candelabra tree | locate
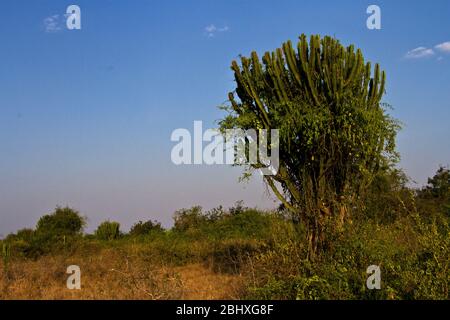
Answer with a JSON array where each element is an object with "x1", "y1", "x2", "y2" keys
[{"x1": 219, "y1": 34, "x2": 400, "y2": 257}]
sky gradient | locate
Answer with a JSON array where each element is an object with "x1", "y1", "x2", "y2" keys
[{"x1": 1, "y1": 0, "x2": 449, "y2": 236}]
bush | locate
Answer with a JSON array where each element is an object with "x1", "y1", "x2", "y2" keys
[
  {"x1": 245, "y1": 213, "x2": 449, "y2": 300},
  {"x1": 3, "y1": 207, "x2": 85, "y2": 258},
  {"x1": 172, "y1": 204, "x2": 283, "y2": 241},
  {"x1": 129, "y1": 220, "x2": 164, "y2": 237},
  {"x1": 95, "y1": 221, "x2": 122, "y2": 241},
  {"x1": 2, "y1": 169, "x2": 448, "y2": 300},
  {"x1": 36, "y1": 207, "x2": 85, "y2": 237},
  {"x1": 3, "y1": 229, "x2": 41, "y2": 258},
  {"x1": 416, "y1": 167, "x2": 450, "y2": 226},
  {"x1": 210, "y1": 209, "x2": 277, "y2": 240},
  {"x1": 5, "y1": 228, "x2": 35, "y2": 243},
  {"x1": 173, "y1": 206, "x2": 206, "y2": 233}
]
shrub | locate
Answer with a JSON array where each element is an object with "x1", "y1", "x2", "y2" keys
[
  {"x1": 129, "y1": 220, "x2": 164, "y2": 237},
  {"x1": 245, "y1": 213, "x2": 449, "y2": 300},
  {"x1": 95, "y1": 221, "x2": 122, "y2": 241},
  {"x1": 36, "y1": 207, "x2": 86, "y2": 237},
  {"x1": 173, "y1": 206, "x2": 206, "y2": 233},
  {"x1": 3, "y1": 228, "x2": 42, "y2": 259},
  {"x1": 416, "y1": 167, "x2": 450, "y2": 225},
  {"x1": 420, "y1": 166, "x2": 450, "y2": 199},
  {"x1": 5, "y1": 228, "x2": 35, "y2": 243},
  {"x1": 4, "y1": 207, "x2": 85, "y2": 258},
  {"x1": 208, "y1": 209, "x2": 279, "y2": 240}
]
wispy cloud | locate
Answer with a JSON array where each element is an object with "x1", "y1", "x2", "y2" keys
[
  {"x1": 404, "y1": 46, "x2": 435, "y2": 59},
  {"x1": 405, "y1": 41, "x2": 450, "y2": 61},
  {"x1": 43, "y1": 14, "x2": 63, "y2": 33},
  {"x1": 204, "y1": 24, "x2": 229, "y2": 38},
  {"x1": 435, "y1": 41, "x2": 450, "y2": 53}
]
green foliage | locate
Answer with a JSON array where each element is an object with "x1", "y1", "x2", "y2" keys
[
  {"x1": 3, "y1": 207, "x2": 85, "y2": 259},
  {"x1": 362, "y1": 168, "x2": 412, "y2": 223},
  {"x1": 173, "y1": 206, "x2": 207, "y2": 234},
  {"x1": 36, "y1": 206, "x2": 86, "y2": 237},
  {"x1": 207, "y1": 209, "x2": 277, "y2": 240},
  {"x1": 417, "y1": 167, "x2": 450, "y2": 221},
  {"x1": 246, "y1": 213, "x2": 449, "y2": 300},
  {"x1": 3, "y1": 228, "x2": 43, "y2": 259},
  {"x1": 422, "y1": 166, "x2": 450, "y2": 199},
  {"x1": 2, "y1": 171, "x2": 448, "y2": 300},
  {"x1": 244, "y1": 172, "x2": 449, "y2": 300},
  {"x1": 95, "y1": 221, "x2": 122, "y2": 241},
  {"x1": 130, "y1": 220, "x2": 164, "y2": 237},
  {"x1": 220, "y1": 34, "x2": 401, "y2": 253},
  {"x1": 172, "y1": 203, "x2": 281, "y2": 241},
  {"x1": 5, "y1": 228, "x2": 35, "y2": 243},
  {"x1": 33, "y1": 206, "x2": 85, "y2": 255}
]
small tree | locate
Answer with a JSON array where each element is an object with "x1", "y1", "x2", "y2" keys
[
  {"x1": 220, "y1": 34, "x2": 400, "y2": 256},
  {"x1": 36, "y1": 207, "x2": 85, "y2": 237}
]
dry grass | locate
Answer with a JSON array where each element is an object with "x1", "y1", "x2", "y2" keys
[{"x1": 0, "y1": 247, "x2": 244, "y2": 300}]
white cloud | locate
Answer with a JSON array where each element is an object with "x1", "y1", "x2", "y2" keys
[
  {"x1": 205, "y1": 24, "x2": 217, "y2": 37},
  {"x1": 435, "y1": 41, "x2": 450, "y2": 53},
  {"x1": 205, "y1": 24, "x2": 216, "y2": 33},
  {"x1": 404, "y1": 47, "x2": 435, "y2": 59},
  {"x1": 43, "y1": 14, "x2": 62, "y2": 32},
  {"x1": 204, "y1": 24, "x2": 229, "y2": 38}
]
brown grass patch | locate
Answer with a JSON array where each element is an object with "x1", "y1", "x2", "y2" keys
[{"x1": 0, "y1": 247, "x2": 244, "y2": 300}]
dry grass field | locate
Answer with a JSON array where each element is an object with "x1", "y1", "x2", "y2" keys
[{"x1": 0, "y1": 247, "x2": 244, "y2": 300}]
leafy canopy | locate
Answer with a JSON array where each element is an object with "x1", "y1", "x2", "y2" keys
[{"x1": 220, "y1": 34, "x2": 400, "y2": 232}]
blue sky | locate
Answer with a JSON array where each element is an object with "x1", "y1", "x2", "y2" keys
[{"x1": 0, "y1": 0, "x2": 449, "y2": 235}]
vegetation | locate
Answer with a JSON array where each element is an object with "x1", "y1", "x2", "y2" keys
[
  {"x1": 2, "y1": 207, "x2": 85, "y2": 259},
  {"x1": 0, "y1": 35, "x2": 448, "y2": 300},
  {"x1": 95, "y1": 221, "x2": 122, "y2": 241},
  {"x1": 0, "y1": 168, "x2": 448, "y2": 299},
  {"x1": 220, "y1": 34, "x2": 400, "y2": 256},
  {"x1": 35, "y1": 206, "x2": 86, "y2": 237},
  {"x1": 130, "y1": 220, "x2": 164, "y2": 237}
]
